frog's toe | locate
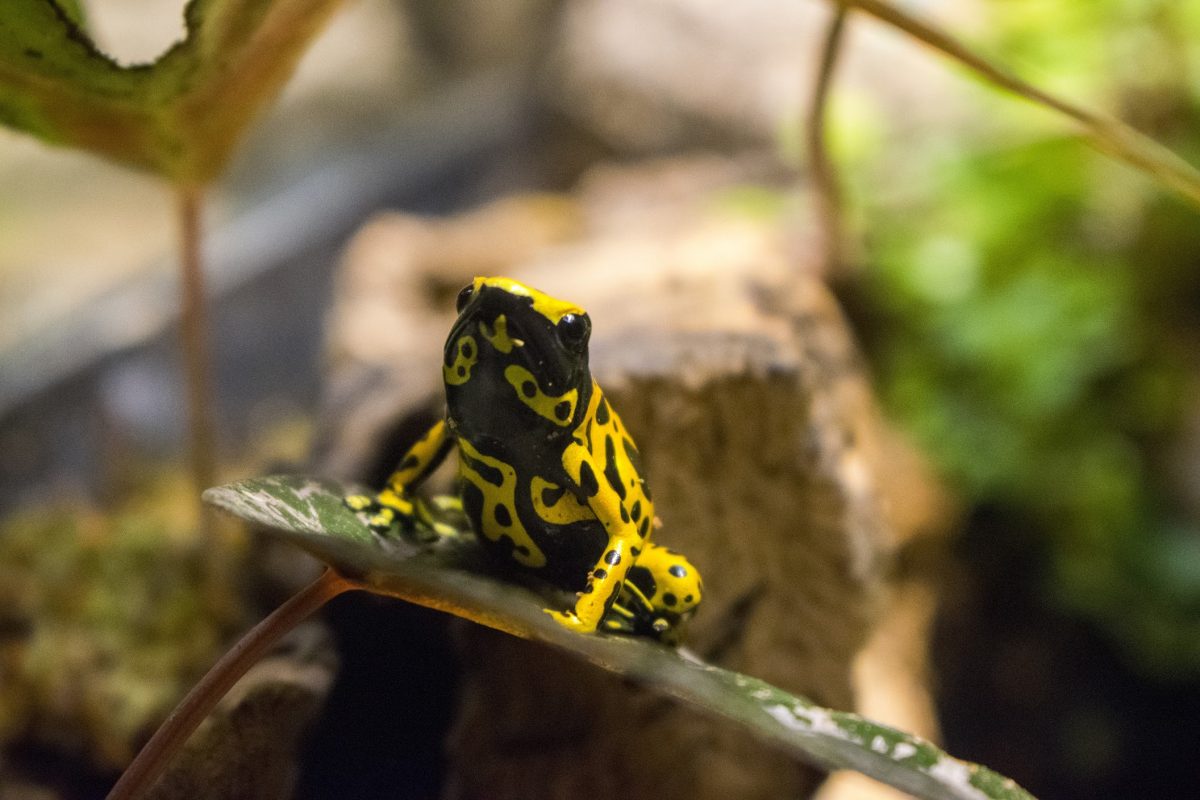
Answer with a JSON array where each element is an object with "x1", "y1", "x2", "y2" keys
[
  {"x1": 426, "y1": 519, "x2": 458, "y2": 539},
  {"x1": 366, "y1": 508, "x2": 397, "y2": 532},
  {"x1": 544, "y1": 608, "x2": 594, "y2": 634},
  {"x1": 343, "y1": 494, "x2": 376, "y2": 512},
  {"x1": 413, "y1": 497, "x2": 461, "y2": 539},
  {"x1": 343, "y1": 494, "x2": 402, "y2": 533}
]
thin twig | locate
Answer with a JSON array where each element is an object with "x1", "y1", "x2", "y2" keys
[
  {"x1": 807, "y1": 4, "x2": 850, "y2": 275},
  {"x1": 837, "y1": 0, "x2": 1200, "y2": 209},
  {"x1": 177, "y1": 186, "x2": 218, "y2": 512},
  {"x1": 106, "y1": 568, "x2": 360, "y2": 800}
]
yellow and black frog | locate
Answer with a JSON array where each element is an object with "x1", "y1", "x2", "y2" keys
[{"x1": 345, "y1": 277, "x2": 702, "y2": 640}]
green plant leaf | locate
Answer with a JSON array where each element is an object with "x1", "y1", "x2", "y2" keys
[
  {"x1": 0, "y1": 0, "x2": 346, "y2": 183},
  {"x1": 204, "y1": 474, "x2": 1037, "y2": 800},
  {"x1": 50, "y1": 0, "x2": 86, "y2": 28}
]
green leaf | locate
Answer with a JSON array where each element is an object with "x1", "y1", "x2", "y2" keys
[
  {"x1": 50, "y1": 0, "x2": 86, "y2": 28},
  {"x1": 204, "y1": 475, "x2": 1037, "y2": 800},
  {"x1": 0, "y1": 0, "x2": 346, "y2": 183}
]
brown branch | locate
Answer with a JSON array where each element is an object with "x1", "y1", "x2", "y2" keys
[
  {"x1": 106, "y1": 568, "x2": 360, "y2": 800},
  {"x1": 807, "y1": 4, "x2": 850, "y2": 275},
  {"x1": 838, "y1": 0, "x2": 1200, "y2": 209}
]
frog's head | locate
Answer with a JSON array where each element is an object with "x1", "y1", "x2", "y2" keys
[{"x1": 443, "y1": 277, "x2": 593, "y2": 444}]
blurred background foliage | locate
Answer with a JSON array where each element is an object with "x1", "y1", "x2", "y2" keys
[
  {"x1": 2, "y1": 1, "x2": 1200, "y2": 798},
  {"x1": 838, "y1": 0, "x2": 1200, "y2": 675}
]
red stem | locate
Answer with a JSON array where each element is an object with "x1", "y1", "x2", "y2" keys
[
  {"x1": 177, "y1": 186, "x2": 217, "y2": 514},
  {"x1": 106, "y1": 569, "x2": 359, "y2": 800}
]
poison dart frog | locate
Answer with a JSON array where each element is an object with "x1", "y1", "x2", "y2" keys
[{"x1": 345, "y1": 277, "x2": 703, "y2": 639}]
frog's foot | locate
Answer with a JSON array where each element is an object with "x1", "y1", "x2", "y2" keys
[
  {"x1": 413, "y1": 496, "x2": 464, "y2": 540},
  {"x1": 602, "y1": 600, "x2": 673, "y2": 640},
  {"x1": 343, "y1": 492, "x2": 415, "y2": 534},
  {"x1": 343, "y1": 494, "x2": 374, "y2": 512},
  {"x1": 426, "y1": 495, "x2": 464, "y2": 514},
  {"x1": 544, "y1": 608, "x2": 596, "y2": 634}
]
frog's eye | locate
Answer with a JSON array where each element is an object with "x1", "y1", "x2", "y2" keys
[
  {"x1": 455, "y1": 284, "x2": 475, "y2": 312},
  {"x1": 557, "y1": 313, "x2": 590, "y2": 352}
]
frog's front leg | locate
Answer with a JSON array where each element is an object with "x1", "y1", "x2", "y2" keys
[
  {"x1": 345, "y1": 419, "x2": 453, "y2": 533},
  {"x1": 548, "y1": 448, "x2": 647, "y2": 633}
]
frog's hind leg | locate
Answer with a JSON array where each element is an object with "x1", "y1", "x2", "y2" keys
[
  {"x1": 412, "y1": 494, "x2": 467, "y2": 540},
  {"x1": 618, "y1": 544, "x2": 703, "y2": 638},
  {"x1": 607, "y1": 566, "x2": 661, "y2": 635},
  {"x1": 600, "y1": 595, "x2": 639, "y2": 634}
]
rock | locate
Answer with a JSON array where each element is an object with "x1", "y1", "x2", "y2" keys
[{"x1": 0, "y1": 480, "x2": 340, "y2": 800}]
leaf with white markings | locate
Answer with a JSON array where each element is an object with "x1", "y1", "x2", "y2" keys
[{"x1": 205, "y1": 475, "x2": 1036, "y2": 800}]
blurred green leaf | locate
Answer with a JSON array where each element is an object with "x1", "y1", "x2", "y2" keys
[
  {"x1": 204, "y1": 475, "x2": 1037, "y2": 800},
  {"x1": 49, "y1": 0, "x2": 86, "y2": 28},
  {"x1": 853, "y1": 8, "x2": 1200, "y2": 667},
  {"x1": 848, "y1": 0, "x2": 1200, "y2": 209},
  {"x1": 0, "y1": 0, "x2": 346, "y2": 183}
]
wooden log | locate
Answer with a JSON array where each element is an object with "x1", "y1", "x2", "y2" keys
[{"x1": 316, "y1": 158, "x2": 890, "y2": 799}]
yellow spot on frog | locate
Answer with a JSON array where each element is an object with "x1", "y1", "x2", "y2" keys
[
  {"x1": 504, "y1": 364, "x2": 578, "y2": 426},
  {"x1": 444, "y1": 334, "x2": 478, "y2": 385},
  {"x1": 479, "y1": 314, "x2": 519, "y2": 354}
]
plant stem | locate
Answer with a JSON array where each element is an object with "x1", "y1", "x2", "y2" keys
[
  {"x1": 837, "y1": 0, "x2": 1200, "y2": 209},
  {"x1": 177, "y1": 186, "x2": 217, "y2": 516},
  {"x1": 807, "y1": 4, "x2": 850, "y2": 275},
  {"x1": 107, "y1": 568, "x2": 359, "y2": 800}
]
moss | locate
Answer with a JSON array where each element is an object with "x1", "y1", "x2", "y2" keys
[{"x1": 0, "y1": 474, "x2": 243, "y2": 768}]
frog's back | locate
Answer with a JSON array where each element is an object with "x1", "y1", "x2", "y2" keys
[
  {"x1": 453, "y1": 380, "x2": 656, "y2": 589},
  {"x1": 453, "y1": 433, "x2": 596, "y2": 583}
]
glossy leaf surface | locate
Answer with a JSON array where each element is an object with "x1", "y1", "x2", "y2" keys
[{"x1": 205, "y1": 474, "x2": 1036, "y2": 800}]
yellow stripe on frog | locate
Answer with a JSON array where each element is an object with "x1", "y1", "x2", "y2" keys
[{"x1": 504, "y1": 364, "x2": 578, "y2": 426}]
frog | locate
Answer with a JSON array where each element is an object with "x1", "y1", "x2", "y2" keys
[{"x1": 345, "y1": 276, "x2": 702, "y2": 639}]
